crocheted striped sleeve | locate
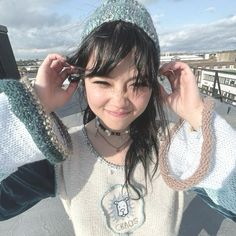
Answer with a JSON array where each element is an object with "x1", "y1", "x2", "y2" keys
[
  {"x1": 0, "y1": 78, "x2": 72, "y2": 182},
  {"x1": 159, "y1": 98, "x2": 236, "y2": 217}
]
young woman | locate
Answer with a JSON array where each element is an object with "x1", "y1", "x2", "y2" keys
[{"x1": 0, "y1": 0, "x2": 235, "y2": 235}]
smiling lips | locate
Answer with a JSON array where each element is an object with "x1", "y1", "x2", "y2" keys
[{"x1": 106, "y1": 109, "x2": 131, "y2": 118}]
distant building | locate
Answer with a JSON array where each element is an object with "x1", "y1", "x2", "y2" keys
[
  {"x1": 24, "y1": 65, "x2": 39, "y2": 73},
  {"x1": 161, "y1": 50, "x2": 236, "y2": 68},
  {"x1": 195, "y1": 69, "x2": 236, "y2": 105},
  {"x1": 189, "y1": 61, "x2": 236, "y2": 70},
  {"x1": 161, "y1": 53, "x2": 204, "y2": 63},
  {"x1": 0, "y1": 25, "x2": 20, "y2": 79},
  {"x1": 215, "y1": 51, "x2": 236, "y2": 62},
  {"x1": 160, "y1": 51, "x2": 236, "y2": 105}
]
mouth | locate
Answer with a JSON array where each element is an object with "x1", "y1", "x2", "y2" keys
[{"x1": 105, "y1": 110, "x2": 131, "y2": 118}]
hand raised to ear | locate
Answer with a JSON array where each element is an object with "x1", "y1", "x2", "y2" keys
[
  {"x1": 159, "y1": 61, "x2": 204, "y2": 130},
  {"x1": 34, "y1": 54, "x2": 79, "y2": 113}
]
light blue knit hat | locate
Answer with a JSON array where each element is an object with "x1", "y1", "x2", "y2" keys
[{"x1": 81, "y1": 0, "x2": 159, "y2": 50}]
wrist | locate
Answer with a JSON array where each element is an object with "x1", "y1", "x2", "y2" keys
[
  {"x1": 186, "y1": 102, "x2": 204, "y2": 131},
  {"x1": 33, "y1": 81, "x2": 52, "y2": 114}
]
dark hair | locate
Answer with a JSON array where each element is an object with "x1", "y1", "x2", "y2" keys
[{"x1": 67, "y1": 20, "x2": 169, "y2": 198}]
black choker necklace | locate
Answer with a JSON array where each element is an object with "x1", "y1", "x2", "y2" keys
[{"x1": 95, "y1": 117, "x2": 129, "y2": 136}]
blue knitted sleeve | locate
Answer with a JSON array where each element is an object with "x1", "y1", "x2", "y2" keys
[
  {"x1": 0, "y1": 160, "x2": 55, "y2": 221},
  {"x1": 0, "y1": 78, "x2": 72, "y2": 181}
]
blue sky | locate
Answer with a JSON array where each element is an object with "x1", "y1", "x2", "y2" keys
[{"x1": 0, "y1": 0, "x2": 236, "y2": 59}]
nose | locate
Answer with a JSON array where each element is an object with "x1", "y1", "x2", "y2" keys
[
  {"x1": 111, "y1": 87, "x2": 130, "y2": 106},
  {"x1": 113, "y1": 86, "x2": 126, "y2": 96}
]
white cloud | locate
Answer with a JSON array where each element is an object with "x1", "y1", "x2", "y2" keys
[
  {"x1": 0, "y1": 0, "x2": 84, "y2": 59},
  {"x1": 158, "y1": 15, "x2": 236, "y2": 53},
  {"x1": 1, "y1": 0, "x2": 235, "y2": 59},
  {"x1": 8, "y1": 22, "x2": 84, "y2": 59},
  {"x1": 204, "y1": 7, "x2": 216, "y2": 13},
  {"x1": 0, "y1": 0, "x2": 69, "y2": 28}
]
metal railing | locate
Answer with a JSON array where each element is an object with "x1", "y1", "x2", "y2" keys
[{"x1": 192, "y1": 68, "x2": 236, "y2": 106}]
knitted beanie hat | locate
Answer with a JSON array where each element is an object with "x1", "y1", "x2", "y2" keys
[{"x1": 81, "y1": 0, "x2": 159, "y2": 50}]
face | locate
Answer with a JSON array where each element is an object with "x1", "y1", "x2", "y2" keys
[{"x1": 84, "y1": 53, "x2": 152, "y2": 131}]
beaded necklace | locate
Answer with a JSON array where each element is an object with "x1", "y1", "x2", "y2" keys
[
  {"x1": 95, "y1": 117, "x2": 130, "y2": 136},
  {"x1": 96, "y1": 129, "x2": 131, "y2": 153}
]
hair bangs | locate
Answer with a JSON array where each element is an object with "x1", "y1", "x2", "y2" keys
[
  {"x1": 132, "y1": 31, "x2": 160, "y2": 90},
  {"x1": 67, "y1": 21, "x2": 159, "y2": 86},
  {"x1": 85, "y1": 21, "x2": 140, "y2": 78}
]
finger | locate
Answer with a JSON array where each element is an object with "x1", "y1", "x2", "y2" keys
[
  {"x1": 159, "y1": 84, "x2": 169, "y2": 102},
  {"x1": 160, "y1": 84, "x2": 179, "y2": 112},
  {"x1": 169, "y1": 75, "x2": 181, "y2": 93},
  {"x1": 59, "y1": 67, "x2": 74, "y2": 82},
  {"x1": 160, "y1": 62, "x2": 194, "y2": 91},
  {"x1": 39, "y1": 54, "x2": 67, "y2": 75},
  {"x1": 160, "y1": 69, "x2": 180, "y2": 93},
  {"x1": 159, "y1": 61, "x2": 188, "y2": 74},
  {"x1": 64, "y1": 81, "x2": 79, "y2": 100},
  {"x1": 42, "y1": 54, "x2": 66, "y2": 67},
  {"x1": 50, "y1": 59, "x2": 69, "y2": 74},
  {"x1": 159, "y1": 62, "x2": 176, "y2": 75}
]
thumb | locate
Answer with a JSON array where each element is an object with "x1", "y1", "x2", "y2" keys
[
  {"x1": 159, "y1": 84, "x2": 176, "y2": 110},
  {"x1": 64, "y1": 82, "x2": 78, "y2": 100},
  {"x1": 159, "y1": 84, "x2": 169, "y2": 103}
]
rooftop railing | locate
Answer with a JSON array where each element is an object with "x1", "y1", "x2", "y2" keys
[{"x1": 193, "y1": 68, "x2": 236, "y2": 106}]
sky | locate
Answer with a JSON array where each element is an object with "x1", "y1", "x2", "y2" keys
[{"x1": 0, "y1": 0, "x2": 236, "y2": 60}]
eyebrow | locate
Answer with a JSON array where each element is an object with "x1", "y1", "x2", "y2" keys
[{"x1": 90, "y1": 76, "x2": 138, "y2": 82}]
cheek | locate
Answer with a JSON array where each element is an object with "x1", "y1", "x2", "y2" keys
[
  {"x1": 85, "y1": 85, "x2": 108, "y2": 109},
  {"x1": 131, "y1": 90, "x2": 152, "y2": 112},
  {"x1": 131, "y1": 92, "x2": 151, "y2": 115}
]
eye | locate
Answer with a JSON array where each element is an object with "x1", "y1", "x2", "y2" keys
[
  {"x1": 129, "y1": 81, "x2": 149, "y2": 88},
  {"x1": 93, "y1": 80, "x2": 111, "y2": 87}
]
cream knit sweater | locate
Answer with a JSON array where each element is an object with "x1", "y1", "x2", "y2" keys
[
  {"x1": 56, "y1": 126, "x2": 184, "y2": 235},
  {"x1": 1, "y1": 92, "x2": 236, "y2": 235}
]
